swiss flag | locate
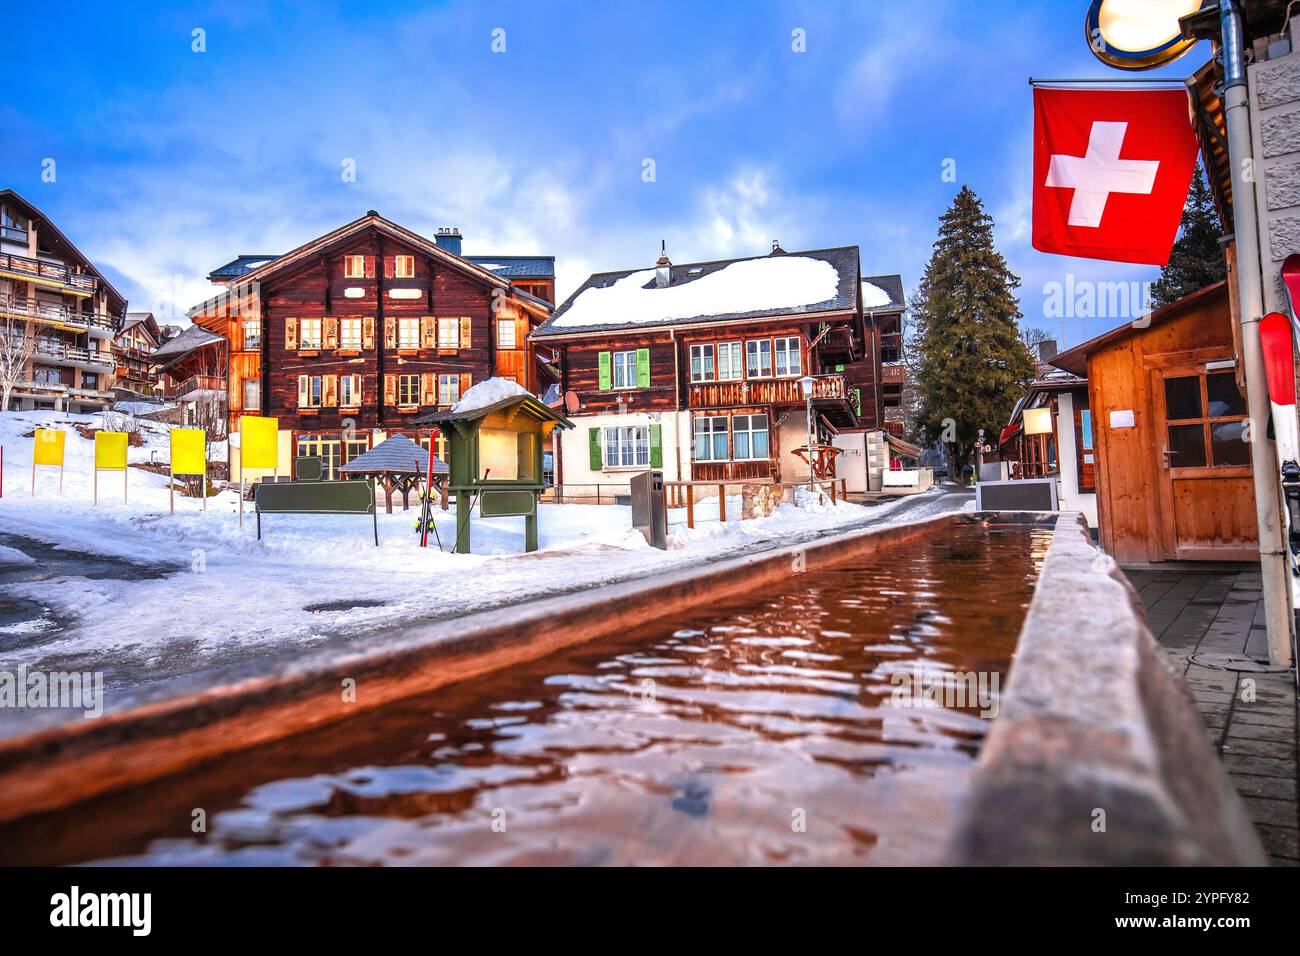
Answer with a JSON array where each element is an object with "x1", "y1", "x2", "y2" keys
[{"x1": 1032, "y1": 87, "x2": 1200, "y2": 266}]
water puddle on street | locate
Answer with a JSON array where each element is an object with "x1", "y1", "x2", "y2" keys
[{"x1": 3, "y1": 517, "x2": 1052, "y2": 866}]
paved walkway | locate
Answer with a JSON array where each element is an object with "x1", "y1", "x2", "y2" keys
[{"x1": 1125, "y1": 567, "x2": 1299, "y2": 866}]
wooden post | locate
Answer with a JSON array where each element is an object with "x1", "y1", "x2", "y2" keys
[
  {"x1": 686, "y1": 484, "x2": 695, "y2": 529},
  {"x1": 238, "y1": 451, "x2": 244, "y2": 528},
  {"x1": 169, "y1": 460, "x2": 174, "y2": 514},
  {"x1": 124, "y1": 465, "x2": 128, "y2": 504},
  {"x1": 93, "y1": 466, "x2": 98, "y2": 506},
  {"x1": 31, "y1": 458, "x2": 35, "y2": 496},
  {"x1": 830, "y1": 479, "x2": 836, "y2": 505},
  {"x1": 718, "y1": 484, "x2": 726, "y2": 523}
]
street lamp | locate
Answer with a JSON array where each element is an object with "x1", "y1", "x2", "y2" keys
[
  {"x1": 1086, "y1": 0, "x2": 1204, "y2": 71},
  {"x1": 799, "y1": 374, "x2": 816, "y2": 492}
]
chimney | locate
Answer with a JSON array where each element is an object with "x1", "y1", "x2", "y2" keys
[
  {"x1": 434, "y1": 227, "x2": 463, "y2": 257},
  {"x1": 655, "y1": 241, "x2": 671, "y2": 288},
  {"x1": 1037, "y1": 339, "x2": 1058, "y2": 362},
  {"x1": 770, "y1": 239, "x2": 785, "y2": 255}
]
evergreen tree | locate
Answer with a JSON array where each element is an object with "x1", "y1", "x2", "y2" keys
[
  {"x1": 1150, "y1": 165, "x2": 1226, "y2": 307},
  {"x1": 909, "y1": 186, "x2": 1035, "y2": 468}
]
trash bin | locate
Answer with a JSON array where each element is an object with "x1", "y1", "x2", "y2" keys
[{"x1": 630, "y1": 470, "x2": 667, "y2": 549}]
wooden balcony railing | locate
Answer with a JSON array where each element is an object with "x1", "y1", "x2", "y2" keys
[
  {"x1": 0, "y1": 293, "x2": 117, "y2": 330},
  {"x1": 0, "y1": 252, "x2": 97, "y2": 293},
  {"x1": 881, "y1": 363, "x2": 905, "y2": 385},
  {"x1": 31, "y1": 341, "x2": 113, "y2": 368},
  {"x1": 688, "y1": 373, "x2": 846, "y2": 409},
  {"x1": 177, "y1": 375, "x2": 225, "y2": 397}
]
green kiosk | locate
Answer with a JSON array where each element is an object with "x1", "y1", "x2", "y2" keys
[{"x1": 416, "y1": 379, "x2": 572, "y2": 554}]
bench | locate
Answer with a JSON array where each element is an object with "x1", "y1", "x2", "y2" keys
[{"x1": 253, "y1": 458, "x2": 379, "y2": 545}]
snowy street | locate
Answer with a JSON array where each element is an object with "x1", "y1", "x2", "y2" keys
[{"x1": 0, "y1": 410, "x2": 971, "y2": 728}]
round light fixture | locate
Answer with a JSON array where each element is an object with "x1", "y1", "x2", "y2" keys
[{"x1": 1086, "y1": 0, "x2": 1204, "y2": 71}]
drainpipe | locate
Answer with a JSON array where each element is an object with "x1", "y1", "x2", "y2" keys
[{"x1": 1221, "y1": 0, "x2": 1295, "y2": 667}]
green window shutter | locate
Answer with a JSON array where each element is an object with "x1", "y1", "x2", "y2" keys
[
  {"x1": 597, "y1": 352, "x2": 612, "y2": 390},
  {"x1": 588, "y1": 427, "x2": 603, "y2": 470},
  {"x1": 636, "y1": 348, "x2": 651, "y2": 388},
  {"x1": 649, "y1": 423, "x2": 662, "y2": 468},
  {"x1": 836, "y1": 363, "x2": 845, "y2": 372}
]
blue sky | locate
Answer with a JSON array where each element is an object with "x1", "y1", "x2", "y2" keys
[{"x1": 1, "y1": 0, "x2": 1212, "y2": 345}]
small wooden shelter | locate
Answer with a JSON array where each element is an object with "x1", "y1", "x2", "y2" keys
[
  {"x1": 338, "y1": 433, "x2": 448, "y2": 513},
  {"x1": 1048, "y1": 281, "x2": 1256, "y2": 565},
  {"x1": 417, "y1": 380, "x2": 573, "y2": 553}
]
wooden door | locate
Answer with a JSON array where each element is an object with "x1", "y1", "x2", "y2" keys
[{"x1": 1152, "y1": 362, "x2": 1257, "y2": 561}]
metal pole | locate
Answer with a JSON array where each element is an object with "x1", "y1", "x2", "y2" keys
[
  {"x1": 806, "y1": 393, "x2": 814, "y2": 493},
  {"x1": 1221, "y1": 0, "x2": 1295, "y2": 667}
]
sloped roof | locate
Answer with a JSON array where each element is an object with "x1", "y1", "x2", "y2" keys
[
  {"x1": 150, "y1": 323, "x2": 224, "y2": 368},
  {"x1": 207, "y1": 254, "x2": 282, "y2": 281},
  {"x1": 535, "y1": 245, "x2": 861, "y2": 338},
  {"x1": 339, "y1": 434, "x2": 448, "y2": 475},
  {"x1": 861, "y1": 274, "x2": 905, "y2": 312},
  {"x1": 466, "y1": 255, "x2": 555, "y2": 278}
]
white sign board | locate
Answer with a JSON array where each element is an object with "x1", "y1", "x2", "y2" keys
[{"x1": 1109, "y1": 409, "x2": 1135, "y2": 428}]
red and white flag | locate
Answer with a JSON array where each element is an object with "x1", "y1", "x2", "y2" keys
[{"x1": 1032, "y1": 87, "x2": 1200, "y2": 266}]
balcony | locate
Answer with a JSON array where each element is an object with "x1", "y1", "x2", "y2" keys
[
  {"x1": 177, "y1": 375, "x2": 225, "y2": 398},
  {"x1": 32, "y1": 341, "x2": 114, "y2": 371},
  {"x1": 0, "y1": 252, "x2": 97, "y2": 296},
  {"x1": 881, "y1": 363, "x2": 906, "y2": 385},
  {"x1": 688, "y1": 373, "x2": 847, "y2": 409},
  {"x1": 0, "y1": 293, "x2": 117, "y2": 331}
]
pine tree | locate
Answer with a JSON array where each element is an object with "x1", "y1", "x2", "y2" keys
[
  {"x1": 909, "y1": 186, "x2": 1036, "y2": 468},
  {"x1": 1150, "y1": 165, "x2": 1226, "y2": 307}
]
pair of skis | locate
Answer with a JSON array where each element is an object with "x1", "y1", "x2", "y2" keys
[
  {"x1": 415, "y1": 429, "x2": 444, "y2": 551},
  {"x1": 1261, "y1": 255, "x2": 1300, "y2": 608}
]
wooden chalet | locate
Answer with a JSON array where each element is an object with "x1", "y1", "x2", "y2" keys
[
  {"x1": 188, "y1": 212, "x2": 554, "y2": 479},
  {"x1": 532, "y1": 243, "x2": 897, "y2": 496},
  {"x1": 112, "y1": 312, "x2": 163, "y2": 398}
]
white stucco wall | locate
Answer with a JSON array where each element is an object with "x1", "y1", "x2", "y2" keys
[
  {"x1": 558, "y1": 410, "x2": 692, "y2": 499},
  {"x1": 1054, "y1": 391, "x2": 1098, "y2": 527}
]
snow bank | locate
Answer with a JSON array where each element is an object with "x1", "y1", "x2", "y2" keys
[
  {"x1": 553, "y1": 256, "x2": 840, "y2": 328},
  {"x1": 450, "y1": 377, "x2": 531, "y2": 413}
]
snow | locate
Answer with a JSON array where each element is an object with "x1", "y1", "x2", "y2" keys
[
  {"x1": 861, "y1": 280, "x2": 892, "y2": 309},
  {"x1": 552, "y1": 256, "x2": 840, "y2": 328},
  {"x1": 450, "y1": 377, "x2": 531, "y2": 413},
  {"x1": 0, "y1": 408, "x2": 966, "y2": 725}
]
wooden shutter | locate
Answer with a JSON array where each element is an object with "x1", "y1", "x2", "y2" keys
[
  {"x1": 383, "y1": 374, "x2": 397, "y2": 406},
  {"x1": 297, "y1": 375, "x2": 309, "y2": 408},
  {"x1": 420, "y1": 373, "x2": 436, "y2": 406},
  {"x1": 588, "y1": 427, "x2": 603, "y2": 470},
  {"x1": 421, "y1": 316, "x2": 436, "y2": 349},
  {"x1": 636, "y1": 348, "x2": 651, "y2": 388},
  {"x1": 323, "y1": 317, "x2": 339, "y2": 350},
  {"x1": 285, "y1": 317, "x2": 298, "y2": 351},
  {"x1": 459, "y1": 372, "x2": 472, "y2": 398},
  {"x1": 459, "y1": 316, "x2": 472, "y2": 349},
  {"x1": 598, "y1": 351, "x2": 612, "y2": 390},
  {"x1": 323, "y1": 375, "x2": 338, "y2": 407},
  {"x1": 383, "y1": 316, "x2": 396, "y2": 349},
  {"x1": 649, "y1": 423, "x2": 663, "y2": 468},
  {"x1": 364, "y1": 256, "x2": 376, "y2": 279},
  {"x1": 362, "y1": 316, "x2": 375, "y2": 350}
]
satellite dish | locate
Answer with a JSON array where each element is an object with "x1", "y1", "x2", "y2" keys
[{"x1": 564, "y1": 390, "x2": 580, "y2": 414}]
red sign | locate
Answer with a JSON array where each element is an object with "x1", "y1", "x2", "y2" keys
[{"x1": 1032, "y1": 87, "x2": 1199, "y2": 266}]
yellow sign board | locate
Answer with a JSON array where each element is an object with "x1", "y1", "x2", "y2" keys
[
  {"x1": 94, "y1": 431, "x2": 129, "y2": 470},
  {"x1": 240, "y1": 415, "x2": 279, "y2": 471},
  {"x1": 33, "y1": 429, "x2": 65, "y2": 466},
  {"x1": 171, "y1": 428, "x2": 207, "y2": 477}
]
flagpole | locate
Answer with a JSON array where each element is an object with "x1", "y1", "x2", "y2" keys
[{"x1": 1218, "y1": 0, "x2": 1295, "y2": 667}]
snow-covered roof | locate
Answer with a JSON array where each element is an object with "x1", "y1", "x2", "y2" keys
[
  {"x1": 451, "y1": 377, "x2": 531, "y2": 414},
  {"x1": 861, "y1": 274, "x2": 905, "y2": 312},
  {"x1": 535, "y1": 245, "x2": 861, "y2": 337}
]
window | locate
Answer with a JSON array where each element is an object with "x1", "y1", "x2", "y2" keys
[
  {"x1": 438, "y1": 374, "x2": 461, "y2": 406},
  {"x1": 774, "y1": 337, "x2": 802, "y2": 377},
  {"x1": 732, "y1": 414, "x2": 770, "y2": 460},
  {"x1": 437, "y1": 317, "x2": 460, "y2": 350},
  {"x1": 694, "y1": 416, "x2": 729, "y2": 461},
  {"x1": 497, "y1": 319, "x2": 517, "y2": 350},
  {"x1": 612, "y1": 350, "x2": 637, "y2": 389},
  {"x1": 243, "y1": 379, "x2": 261, "y2": 411},
  {"x1": 718, "y1": 341, "x2": 743, "y2": 381},
  {"x1": 298, "y1": 375, "x2": 322, "y2": 408},
  {"x1": 299, "y1": 318, "x2": 322, "y2": 350},
  {"x1": 345, "y1": 439, "x2": 369, "y2": 463},
  {"x1": 398, "y1": 374, "x2": 420, "y2": 406},
  {"x1": 398, "y1": 317, "x2": 421, "y2": 349},
  {"x1": 1163, "y1": 371, "x2": 1250, "y2": 469},
  {"x1": 241, "y1": 320, "x2": 260, "y2": 351},
  {"x1": 603, "y1": 425, "x2": 649, "y2": 468},
  {"x1": 339, "y1": 374, "x2": 360, "y2": 407},
  {"x1": 297, "y1": 438, "x2": 342, "y2": 480},
  {"x1": 746, "y1": 339, "x2": 772, "y2": 378},
  {"x1": 1076, "y1": 403, "x2": 1095, "y2": 493},
  {"x1": 344, "y1": 255, "x2": 365, "y2": 279},
  {"x1": 339, "y1": 318, "x2": 362, "y2": 349},
  {"x1": 393, "y1": 255, "x2": 414, "y2": 278},
  {"x1": 690, "y1": 344, "x2": 716, "y2": 383}
]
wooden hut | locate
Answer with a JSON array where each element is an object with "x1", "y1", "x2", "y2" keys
[{"x1": 1048, "y1": 281, "x2": 1256, "y2": 565}]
